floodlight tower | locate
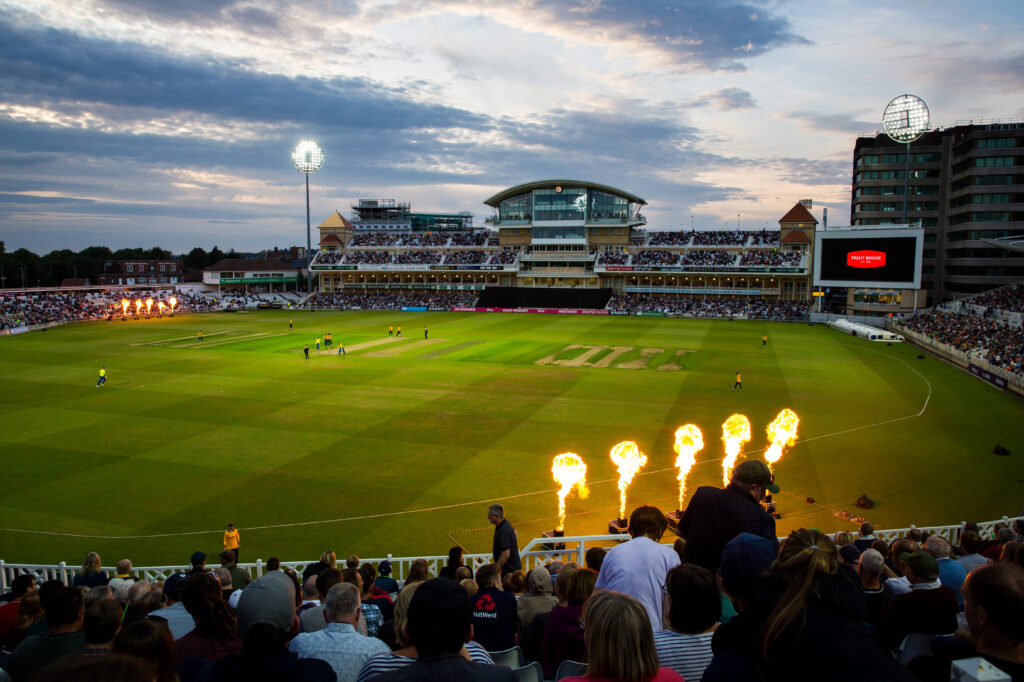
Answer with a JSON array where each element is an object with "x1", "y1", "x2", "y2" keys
[
  {"x1": 291, "y1": 140, "x2": 325, "y2": 292},
  {"x1": 881, "y1": 95, "x2": 930, "y2": 224}
]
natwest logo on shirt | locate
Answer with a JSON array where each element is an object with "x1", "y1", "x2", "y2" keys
[
  {"x1": 475, "y1": 594, "x2": 495, "y2": 611},
  {"x1": 846, "y1": 250, "x2": 886, "y2": 268}
]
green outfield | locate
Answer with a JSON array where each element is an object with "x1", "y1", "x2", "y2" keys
[{"x1": 1, "y1": 310, "x2": 1021, "y2": 567}]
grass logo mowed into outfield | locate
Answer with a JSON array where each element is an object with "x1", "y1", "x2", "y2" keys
[{"x1": 535, "y1": 344, "x2": 694, "y2": 370}]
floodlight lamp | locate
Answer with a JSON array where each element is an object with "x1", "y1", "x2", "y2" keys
[
  {"x1": 882, "y1": 94, "x2": 930, "y2": 144},
  {"x1": 291, "y1": 140, "x2": 325, "y2": 174}
]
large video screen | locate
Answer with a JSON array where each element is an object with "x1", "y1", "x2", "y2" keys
[{"x1": 814, "y1": 228, "x2": 923, "y2": 288}]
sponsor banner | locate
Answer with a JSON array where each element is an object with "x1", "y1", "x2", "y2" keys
[
  {"x1": 969, "y1": 363, "x2": 1009, "y2": 389},
  {"x1": 636, "y1": 311, "x2": 665, "y2": 317},
  {"x1": 436, "y1": 284, "x2": 485, "y2": 291},
  {"x1": 311, "y1": 265, "x2": 357, "y2": 271},
  {"x1": 604, "y1": 266, "x2": 633, "y2": 272},
  {"x1": 609, "y1": 310, "x2": 631, "y2": 316},
  {"x1": 429, "y1": 265, "x2": 507, "y2": 271},
  {"x1": 451, "y1": 307, "x2": 609, "y2": 315},
  {"x1": 626, "y1": 265, "x2": 804, "y2": 274},
  {"x1": 401, "y1": 306, "x2": 428, "y2": 312},
  {"x1": 219, "y1": 276, "x2": 299, "y2": 284},
  {"x1": 10, "y1": 326, "x2": 30, "y2": 335},
  {"x1": 625, "y1": 287, "x2": 763, "y2": 295},
  {"x1": 427, "y1": 306, "x2": 448, "y2": 312}
]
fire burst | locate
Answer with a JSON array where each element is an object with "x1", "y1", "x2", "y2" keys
[
  {"x1": 673, "y1": 425, "x2": 704, "y2": 511},
  {"x1": 145, "y1": 298, "x2": 153, "y2": 315},
  {"x1": 157, "y1": 301, "x2": 166, "y2": 314},
  {"x1": 721, "y1": 414, "x2": 752, "y2": 486},
  {"x1": 120, "y1": 299, "x2": 130, "y2": 316},
  {"x1": 134, "y1": 299, "x2": 143, "y2": 315},
  {"x1": 765, "y1": 408, "x2": 799, "y2": 474},
  {"x1": 610, "y1": 441, "x2": 647, "y2": 520},
  {"x1": 551, "y1": 452, "x2": 589, "y2": 531},
  {"x1": 168, "y1": 296, "x2": 177, "y2": 313}
]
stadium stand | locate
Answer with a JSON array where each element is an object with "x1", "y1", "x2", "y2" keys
[
  {"x1": 607, "y1": 295, "x2": 808, "y2": 320},
  {"x1": 895, "y1": 310, "x2": 1024, "y2": 377},
  {"x1": 304, "y1": 290, "x2": 477, "y2": 310},
  {"x1": 2, "y1": 515, "x2": 1021, "y2": 682}
]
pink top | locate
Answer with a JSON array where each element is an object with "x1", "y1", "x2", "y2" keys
[{"x1": 562, "y1": 668, "x2": 686, "y2": 682}]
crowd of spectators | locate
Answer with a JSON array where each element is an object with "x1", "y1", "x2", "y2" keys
[
  {"x1": 0, "y1": 290, "x2": 226, "y2": 329},
  {"x1": 489, "y1": 250, "x2": 519, "y2": 265},
  {"x1": 647, "y1": 230, "x2": 775, "y2": 247},
  {"x1": 738, "y1": 250, "x2": 803, "y2": 267},
  {"x1": 349, "y1": 232, "x2": 456, "y2": 248},
  {"x1": 312, "y1": 251, "x2": 344, "y2": 265},
  {"x1": 344, "y1": 251, "x2": 393, "y2": 265},
  {"x1": 305, "y1": 290, "x2": 477, "y2": 310},
  {"x1": 647, "y1": 231, "x2": 691, "y2": 246},
  {"x1": 748, "y1": 231, "x2": 780, "y2": 246},
  {"x1": 897, "y1": 310, "x2": 1024, "y2": 376},
  {"x1": 449, "y1": 231, "x2": 490, "y2": 247},
  {"x1": 608, "y1": 295, "x2": 808, "y2": 319},
  {"x1": 680, "y1": 250, "x2": 735, "y2": 267},
  {"x1": 444, "y1": 251, "x2": 489, "y2": 265},
  {"x1": 633, "y1": 250, "x2": 681, "y2": 266},
  {"x1": 966, "y1": 282, "x2": 1024, "y2": 315},
  {"x1": 595, "y1": 249, "x2": 630, "y2": 265},
  {"x1": 3, "y1": 512, "x2": 1021, "y2": 682},
  {"x1": 691, "y1": 230, "x2": 749, "y2": 246},
  {"x1": 393, "y1": 251, "x2": 442, "y2": 265}
]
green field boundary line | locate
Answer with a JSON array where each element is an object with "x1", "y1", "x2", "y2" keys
[{"x1": 0, "y1": 346, "x2": 932, "y2": 540}]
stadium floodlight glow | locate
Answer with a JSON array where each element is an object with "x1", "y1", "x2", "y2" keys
[
  {"x1": 881, "y1": 94, "x2": 930, "y2": 223},
  {"x1": 291, "y1": 140, "x2": 326, "y2": 292},
  {"x1": 882, "y1": 94, "x2": 930, "y2": 144}
]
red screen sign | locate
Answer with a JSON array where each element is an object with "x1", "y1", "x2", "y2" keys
[{"x1": 846, "y1": 250, "x2": 886, "y2": 268}]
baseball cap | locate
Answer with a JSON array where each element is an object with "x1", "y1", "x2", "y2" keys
[
  {"x1": 236, "y1": 573, "x2": 297, "y2": 637},
  {"x1": 378, "y1": 560, "x2": 392, "y2": 576},
  {"x1": 190, "y1": 551, "x2": 206, "y2": 566},
  {"x1": 732, "y1": 460, "x2": 780, "y2": 494},
  {"x1": 898, "y1": 551, "x2": 940, "y2": 580},
  {"x1": 163, "y1": 572, "x2": 187, "y2": 599},
  {"x1": 839, "y1": 544, "x2": 861, "y2": 565},
  {"x1": 719, "y1": 532, "x2": 777, "y2": 597}
]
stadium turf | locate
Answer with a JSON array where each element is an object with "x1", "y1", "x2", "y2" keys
[{"x1": 1, "y1": 310, "x2": 1021, "y2": 566}]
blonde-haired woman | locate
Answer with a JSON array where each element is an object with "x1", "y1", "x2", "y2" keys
[
  {"x1": 302, "y1": 550, "x2": 337, "y2": 583},
  {"x1": 73, "y1": 552, "x2": 109, "y2": 588},
  {"x1": 561, "y1": 590, "x2": 683, "y2": 682}
]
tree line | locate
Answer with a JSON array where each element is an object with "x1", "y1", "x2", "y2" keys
[{"x1": 0, "y1": 242, "x2": 238, "y2": 289}]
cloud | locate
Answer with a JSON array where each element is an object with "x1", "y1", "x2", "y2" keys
[
  {"x1": 682, "y1": 87, "x2": 757, "y2": 110},
  {"x1": 778, "y1": 111, "x2": 877, "y2": 135}
]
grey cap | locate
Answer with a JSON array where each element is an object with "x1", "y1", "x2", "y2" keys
[{"x1": 236, "y1": 572, "x2": 296, "y2": 637}]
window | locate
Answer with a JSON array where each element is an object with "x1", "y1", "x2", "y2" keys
[
  {"x1": 976, "y1": 157, "x2": 1015, "y2": 167},
  {"x1": 977, "y1": 138, "x2": 1016, "y2": 149},
  {"x1": 126, "y1": 265, "x2": 133, "y2": 272}
]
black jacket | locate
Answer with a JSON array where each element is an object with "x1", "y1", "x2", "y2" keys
[{"x1": 677, "y1": 483, "x2": 778, "y2": 572}]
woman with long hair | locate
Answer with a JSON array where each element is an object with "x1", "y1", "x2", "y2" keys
[
  {"x1": 706, "y1": 528, "x2": 913, "y2": 682},
  {"x1": 302, "y1": 550, "x2": 336, "y2": 583},
  {"x1": 4, "y1": 591, "x2": 43, "y2": 649},
  {"x1": 73, "y1": 552, "x2": 109, "y2": 588},
  {"x1": 438, "y1": 546, "x2": 463, "y2": 581},
  {"x1": 113, "y1": 618, "x2": 179, "y2": 682},
  {"x1": 174, "y1": 572, "x2": 243, "y2": 663},
  {"x1": 561, "y1": 590, "x2": 682, "y2": 682}
]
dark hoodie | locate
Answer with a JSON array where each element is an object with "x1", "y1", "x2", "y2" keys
[
  {"x1": 518, "y1": 568, "x2": 557, "y2": 638},
  {"x1": 706, "y1": 564, "x2": 916, "y2": 682},
  {"x1": 541, "y1": 602, "x2": 585, "y2": 679}
]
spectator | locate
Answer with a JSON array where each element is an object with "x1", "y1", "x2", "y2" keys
[
  {"x1": 346, "y1": 556, "x2": 361, "y2": 571},
  {"x1": 517, "y1": 567, "x2": 557, "y2": 639},
  {"x1": 3, "y1": 591, "x2": 43, "y2": 650},
  {"x1": 214, "y1": 567, "x2": 234, "y2": 603},
  {"x1": 343, "y1": 568, "x2": 382, "y2": 637},
  {"x1": 375, "y1": 561, "x2": 399, "y2": 595},
  {"x1": 113, "y1": 618, "x2": 178, "y2": 682},
  {"x1": 856, "y1": 548, "x2": 892, "y2": 624},
  {"x1": 854, "y1": 522, "x2": 877, "y2": 553},
  {"x1": 958, "y1": 529, "x2": 990, "y2": 574},
  {"x1": 460, "y1": 579, "x2": 478, "y2": 596},
  {"x1": 6, "y1": 585, "x2": 85, "y2": 681},
  {"x1": 584, "y1": 547, "x2": 606, "y2": 574},
  {"x1": 560, "y1": 590, "x2": 683, "y2": 682},
  {"x1": 299, "y1": 577, "x2": 320, "y2": 614},
  {"x1": 454, "y1": 566, "x2": 473, "y2": 583},
  {"x1": 303, "y1": 551, "x2": 337, "y2": 584},
  {"x1": 505, "y1": 571, "x2": 526, "y2": 598},
  {"x1": 541, "y1": 569, "x2": 598, "y2": 678},
  {"x1": 405, "y1": 561, "x2": 430, "y2": 585},
  {"x1": 470, "y1": 563, "x2": 517, "y2": 652},
  {"x1": 220, "y1": 550, "x2": 250, "y2": 592},
  {"x1": 359, "y1": 564, "x2": 394, "y2": 622},
  {"x1": 108, "y1": 559, "x2": 136, "y2": 594},
  {"x1": 148, "y1": 573, "x2": 195, "y2": 640},
  {"x1": 83, "y1": 598, "x2": 123, "y2": 655},
  {"x1": 301, "y1": 568, "x2": 343, "y2": 634},
  {"x1": 175, "y1": 572, "x2": 243, "y2": 664},
  {"x1": 190, "y1": 552, "x2": 208, "y2": 576},
  {"x1": 838, "y1": 544, "x2": 861, "y2": 567},
  {"x1": 706, "y1": 529, "x2": 913, "y2": 682},
  {"x1": 885, "y1": 538, "x2": 920, "y2": 595},
  {"x1": 595, "y1": 505, "x2": 681, "y2": 632},
  {"x1": 439, "y1": 547, "x2": 464, "y2": 582},
  {"x1": 654, "y1": 564, "x2": 720, "y2": 682},
  {"x1": 985, "y1": 528, "x2": 1018, "y2": 562},
  {"x1": 875, "y1": 551, "x2": 959, "y2": 650},
  {"x1": 926, "y1": 535, "x2": 967, "y2": 606},
  {"x1": 523, "y1": 567, "x2": 575, "y2": 664},
  {"x1": 0, "y1": 574, "x2": 37, "y2": 641},
  {"x1": 289, "y1": 582, "x2": 390, "y2": 682},
  {"x1": 31, "y1": 652, "x2": 154, "y2": 681},
  {"x1": 677, "y1": 460, "x2": 780, "y2": 573},
  {"x1": 488, "y1": 504, "x2": 521, "y2": 577},
  {"x1": 73, "y1": 552, "x2": 109, "y2": 589},
  {"x1": 84, "y1": 585, "x2": 115, "y2": 609},
  {"x1": 368, "y1": 578, "x2": 514, "y2": 681},
  {"x1": 192, "y1": 572, "x2": 334, "y2": 681},
  {"x1": 716, "y1": 532, "x2": 777, "y2": 619}
]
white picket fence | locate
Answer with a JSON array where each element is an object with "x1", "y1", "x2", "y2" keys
[{"x1": 3, "y1": 515, "x2": 1021, "y2": 592}]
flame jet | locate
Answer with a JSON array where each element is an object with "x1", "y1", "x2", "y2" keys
[
  {"x1": 551, "y1": 453, "x2": 589, "y2": 531},
  {"x1": 673, "y1": 425, "x2": 704, "y2": 511},
  {"x1": 610, "y1": 441, "x2": 647, "y2": 520},
  {"x1": 765, "y1": 409, "x2": 799, "y2": 474},
  {"x1": 721, "y1": 414, "x2": 752, "y2": 486}
]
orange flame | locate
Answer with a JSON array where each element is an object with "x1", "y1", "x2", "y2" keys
[
  {"x1": 145, "y1": 298, "x2": 153, "y2": 314},
  {"x1": 765, "y1": 408, "x2": 799, "y2": 473},
  {"x1": 168, "y1": 296, "x2": 177, "y2": 312},
  {"x1": 120, "y1": 298, "x2": 130, "y2": 315},
  {"x1": 721, "y1": 414, "x2": 752, "y2": 486},
  {"x1": 157, "y1": 301, "x2": 166, "y2": 314},
  {"x1": 551, "y1": 452, "x2": 589, "y2": 531},
  {"x1": 610, "y1": 440, "x2": 647, "y2": 520},
  {"x1": 673, "y1": 424, "x2": 704, "y2": 510},
  {"x1": 134, "y1": 299, "x2": 142, "y2": 314}
]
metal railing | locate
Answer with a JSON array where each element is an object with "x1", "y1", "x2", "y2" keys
[{"x1": 4, "y1": 516, "x2": 1021, "y2": 593}]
